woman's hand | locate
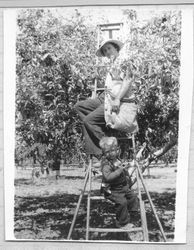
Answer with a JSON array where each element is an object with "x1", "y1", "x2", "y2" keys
[{"x1": 111, "y1": 98, "x2": 120, "y2": 114}]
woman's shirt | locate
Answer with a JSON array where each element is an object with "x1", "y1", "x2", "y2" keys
[
  {"x1": 103, "y1": 55, "x2": 139, "y2": 133},
  {"x1": 105, "y1": 55, "x2": 137, "y2": 101}
]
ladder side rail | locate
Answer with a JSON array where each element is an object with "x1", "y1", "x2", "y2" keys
[
  {"x1": 86, "y1": 157, "x2": 93, "y2": 240},
  {"x1": 132, "y1": 134, "x2": 149, "y2": 241},
  {"x1": 92, "y1": 25, "x2": 100, "y2": 99},
  {"x1": 92, "y1": 22, "x2": 124, "y2": 98},
  {"x1": 136, "y1": 167, "x2": 149, "y2": 241},
  {"x1": 67, "y1": 167, "x2": 90, "y2": 239},
  {"x1": 140, "y1": 199, "x2": 149, "y2": 241},
  {"x1": 136, "y1": 163, "x2": 167, "y2": 242}
]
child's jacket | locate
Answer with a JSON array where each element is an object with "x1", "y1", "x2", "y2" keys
[{"x1": 101, "y1": 158, "x2": 130, "y2": 190}]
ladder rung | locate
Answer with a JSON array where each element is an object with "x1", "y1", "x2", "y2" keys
[
  {"x1": 90, "y1": 196, "x2": 105, "y2": 200},
  {"x1": 89, "y1": 227, "x2": 143, "y2": 233},
  {"x1": 90, "y1": 196, "x2": 114, "y2": 204}
]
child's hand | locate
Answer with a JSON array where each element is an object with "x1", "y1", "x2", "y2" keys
[
  {"x1": 113, "y1": 160, "x2": 124, "y2": 171},
  {"x1": 121, "y1": 162, "x2": 129, "y2": 170}
]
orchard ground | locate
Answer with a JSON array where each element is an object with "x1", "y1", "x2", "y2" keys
[{"x1": 14, "y1": 162, "x2": 176, "y2": 242}]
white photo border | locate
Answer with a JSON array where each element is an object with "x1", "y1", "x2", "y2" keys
[{"x1": 3, "y1": 5, "x2": 194, "y2": 243}]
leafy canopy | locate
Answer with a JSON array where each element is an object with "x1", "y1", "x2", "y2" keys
[{"x1": 16, "y1": 9, "x2": 180, "y2": 163}]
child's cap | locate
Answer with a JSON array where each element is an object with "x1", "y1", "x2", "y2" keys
[{"x1": 99, "y1": 137, "x2": 118, "y2": 152}]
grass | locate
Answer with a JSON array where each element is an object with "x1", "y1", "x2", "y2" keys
[{"x1": 14, "y1": 163, "x2": 177, "y2": 241}]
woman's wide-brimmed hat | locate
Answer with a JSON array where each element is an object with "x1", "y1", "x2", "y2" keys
[{"x1": 96, "y1": 39, "x2": 124, "y2": 57}]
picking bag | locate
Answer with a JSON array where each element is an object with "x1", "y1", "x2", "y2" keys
[{"x1": 104, "y1": 89, "x2": 139, "y2": 133}]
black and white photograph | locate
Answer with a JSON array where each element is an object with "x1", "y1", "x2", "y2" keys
[{"x1": 3, "y1": 5, "x2": 193, "y2": 243}]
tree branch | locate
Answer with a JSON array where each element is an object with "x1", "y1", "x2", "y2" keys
[{"x1": 129, "y1": 137, "x2": 177, "y2": 188}]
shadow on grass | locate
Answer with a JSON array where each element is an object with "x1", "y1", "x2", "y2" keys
[
  {"x1": 60, "y1": 176, "x2": 85, "y2": 180},
  {"x1": 143, "y1": 175, "x2": 168, "y2": 179},
  {"x1": 14, "y1": 190, "x2": 176, "y2": 241},
  {"x1": 15, "y1": 178, "x2": 32, "y2": 186},
  {"x1": 14, "y1": 175, "x2": 87, "y2": 186}
]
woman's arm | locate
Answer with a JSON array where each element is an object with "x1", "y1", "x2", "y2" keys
[
  {"x1": 111, "y1": 77, "x2": 131, "y2": 113},
  {"x1": 116, "y1": 77, "x2": 131, "y2": 100},
  {"x1": 111, "y1": 64, "x2": 133, "y2": 113}
]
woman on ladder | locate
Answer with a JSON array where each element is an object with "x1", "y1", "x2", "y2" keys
[{"x1": 74, "y1": 39, "x2": 138, "y2": 156}]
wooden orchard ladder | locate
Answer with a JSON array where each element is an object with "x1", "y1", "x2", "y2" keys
[{"x1": 67, "y1": 134, "x2": 167, "y2": 241}]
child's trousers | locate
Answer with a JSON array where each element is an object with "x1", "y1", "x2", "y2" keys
[{"x1": 105, "y1": 185, "x2": 138, "y2": 227}]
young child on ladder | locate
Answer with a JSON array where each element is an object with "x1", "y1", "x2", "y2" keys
[{"x1": 99, "y1": 136, "x2": 138, "y2": 229}]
